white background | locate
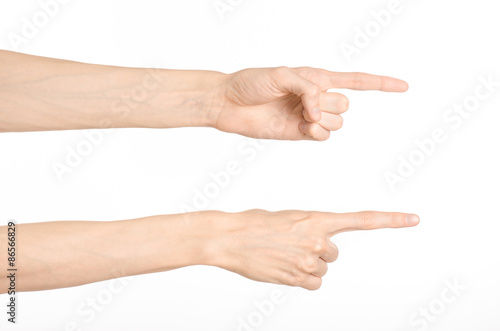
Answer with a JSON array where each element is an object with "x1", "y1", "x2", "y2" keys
[{"x1": 1, "y1": 0, "x2": 499, "y2": 330}]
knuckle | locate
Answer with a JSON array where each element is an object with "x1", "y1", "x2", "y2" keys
[
  {"x1": 273, "y1": 66, "x2": 290, "y2": 78},
  {"x1": 309, "y1": 123, "x2": 322, "y2": 136},
  {"x1": 300, "y1": 256, "x2": 317, "y2": 273},
  {"x1": 245, "y1": 208, "x2": 266, "y2": 213},
  {"x1": 390, "y1": 213, "x2": 405, "y2": 227},
  {"x1": 296, "y1": 66, "x2": 314, "y2": 79},
  {"x1": 282, "y1": 272, "x2": 298, "y2": 287},
  {"x1": 294, "y1": 274, "x2": 307, "y2": 287},
  {"x1": 378, "y1": 76, "x2": 387, "y2": 91},
  {"x1": 303, "y1": 211, "x2": 324, "y2": 225},
  {"x1": 358, "y1": 211, "x2": 376, "y2": 229},
  {"x1": 312, "y1": 238, "x2": 328, "y2": 254},
  {"x1": 308, "y1": 211, "x2": 325, "y2": 221},
  {"x1": 309, "y1": 124, "x2": 329, "y2": 140},
  {"x1": 289, "y1": 210, "x2": 313, "y2": 221},
  {"x1": 351, "y1": 72, "x2": 363, "y2": 89},
  {"x1": 304, "y1": 210, "x2": 319, "y2": 219},
  {"x1": 304, "y1": 68, "x2": 323, "y2": 83},
  {"x1": 297, "y1": 273, "x2": 308, "y2": 284},
  {"x1": 283, "y1": 272, "x2": 304, "y2": 287},
  {"x1": 308, "y1": 85, "x2": 321, "y2": 96}
]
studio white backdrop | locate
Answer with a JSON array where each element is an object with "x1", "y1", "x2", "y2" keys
[{"x1": 0, "y1": 0, "x2": 499, "y2": 330}]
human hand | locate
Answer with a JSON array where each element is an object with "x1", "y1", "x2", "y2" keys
[
  {"x1": 212, "y1": 67, "x2": 408, "y2": 140},
  {"x1": 206, "y1": 209, "x2": 419, "y2": 290}
]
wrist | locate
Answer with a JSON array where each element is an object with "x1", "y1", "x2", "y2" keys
[
  {"x1": 147, "y1": 69, "x2": 228, "y2": 129},
  {"x1": 181, "y1": 210, "x2": 230, "y2": 268},
  {"x1": 192, "y1": 71, "x2": 228, "y2": 128}
]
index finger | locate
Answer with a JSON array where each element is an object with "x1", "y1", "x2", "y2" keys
[
  {"x1": 324, "y1": 211, "x2": 420, "y2": 236},
  {"x1": 295, "y1": 68, "x2": 409, "y2": 92},
  {"x1": 327, "y1": 72, "x2": 409, "y2": 92}
]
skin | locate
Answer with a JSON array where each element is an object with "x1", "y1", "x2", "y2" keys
[
  {"x1": 0, "y1": 50, "x2": 409, "y2": 140},
  {"x1": 0, "y1": 50, "x2": 417, "y2": 292},
  {"x1": 0, "y1": 210, "x2": 419, "y2": 293}
]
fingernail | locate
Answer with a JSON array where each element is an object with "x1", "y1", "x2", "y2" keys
[
  {"x1": 403, "y1": 81, "x2": 409, "y2": 91},
  {"x1": 406, "y1": 214, "x2": 420, "y2": 226},
  {"x1": 311, "y1": 107, "x2": 321, "y2": 121}
]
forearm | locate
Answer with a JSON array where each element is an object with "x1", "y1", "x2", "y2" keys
[
  {"x1": 0, "y1": 50, "x2": 226, "y2": 132},
  {"x1": 0, "y1": 209, "x2": 418, "y2": 293},
  {"x1": 0, "y1": 212, "x2": 216, "y2": 292}
]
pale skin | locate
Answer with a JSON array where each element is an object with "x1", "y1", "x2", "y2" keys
[
  {"x1": 0, "y1": 210, "x2": 419, "y2": 293},
  {"x1": 0, "y1": 50, "x2": 409, "y2": 139},
  {"x1": 0, "y1": 50, "x2": 417, "y2": 292}
]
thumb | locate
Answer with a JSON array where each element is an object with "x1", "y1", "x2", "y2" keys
[{"x1": 272, "y1": 67, "x2": 321, "y2": 122}]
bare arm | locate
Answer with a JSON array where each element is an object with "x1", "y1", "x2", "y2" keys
[
  {"x1": 0, "y1": 50, "x2": 408, "y2": 140},
  {"x1": 0, "y1": 212, "x2": 213, "y2": 293},
  {"x1": 0, "y1": 50, "x2": 225, "y2": 132},
  {"x1": 0, "y1": 210, "x2": 418, "y2": 293}
]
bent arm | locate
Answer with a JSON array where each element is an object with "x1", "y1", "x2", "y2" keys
[{"x1": 0, "y1": 50, "x2": 226, "y2": 132}]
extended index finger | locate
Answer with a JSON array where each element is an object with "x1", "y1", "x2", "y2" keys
[
  {"x1": 324, "y1": 211, "x2": 419, "y2": 236},
  {"x1": 295, "y1": 68, "x2": 409, "y2": 92},
  {"x1": 329, "y1": 72, "x2": 409, "y2": 92}
]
